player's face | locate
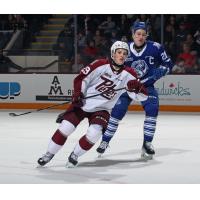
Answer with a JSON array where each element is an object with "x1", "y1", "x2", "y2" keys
[
  {"x1": 112, "y1": 49, "x2": 128, "y2": 65},
  {"x1": 132, "y1": 29, "x2": 147, "y2": 46}
]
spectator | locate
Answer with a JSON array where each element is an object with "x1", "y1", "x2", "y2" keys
[
  {"x1": 179, "y1": 14, "x2": 192, "y2": 30},
  {"x1": 83, "y1": 40, "x2": 99, "y2": 63},
  {"x1": 98, "y1": 16, "x2": 116, "y2": 37},
  {"x1": 172, "y1": 58, "x2": 186, "y2": 74},
  {"x1": 77, "y1": 31, "x2": 86, "y2": 50},
  {"x1": 135, "y1": 14, "x2": 150, "y2": 25},
  {"x1": 193, "y1": 28, "x2": 200, "y2": 56},
  {"x1": 57, "y1": 26, "x2": 73, "y2": 44},
  {"x1": 6, "y1": 14, "x2": 27, "y2": 30},
  {"x1": 57, "y1": 27, "x2": 74, "y2": 61},
  {"x1": 164, "y1": 24, "x2": 175, "y2": 45},
  {"x1": 121, "y1": 35, "x2": 128, "y2": 42},
  {"x1": 134, "y1": 14, "x2": 151, "y2": 32},
  {"x1": 93, "y1": 29, "x2": 103, "y2": 48},
  {"x1": 98, "y1": 36, "x2": 110, "y2": 58},
  {"x1": 118, "y1": 14, "x2": 131, "y2": 36},
  {"x1": 168, "y1": 15, "x2": 177, "y2": 30},
  {"x1": 110, "y1": 30, "x2": 119, "y2": 44},
  {"x1": 184, "y1": 33, "x2": 198, "y2": 55},
  {"x1": 177, "y1": 42, "x2": 197, "y2": 73},
  {"x1": 175, "y1": 21, "x2": 189, "y2": 53},
  {"x1": 164, "y1": 24, "x2": 176, "y2": 60}
]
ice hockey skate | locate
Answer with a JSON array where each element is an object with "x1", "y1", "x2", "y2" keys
[
  {"x1": 37, "y1": 152, "x2": 54, "y2": 166},
  {"x1": 141, "y1": 141, "x2": 155, "y2": 160},
  {"x1": 66, "y1": 152, "x2": 78, "y2": 168},
  {"x1": 96, "y1": 141, "x2": 109, "y2": 157}
]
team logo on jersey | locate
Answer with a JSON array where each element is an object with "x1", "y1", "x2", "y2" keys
[
  {"x1": 96, "y1": 76, "x2": 117, "y2": 100},
  {"x1": 131, "y1": 60, "x2": 149, "y2": 78}
]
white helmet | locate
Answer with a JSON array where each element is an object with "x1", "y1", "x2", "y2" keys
[{"x1": 110, "y1": 41, "x2": 129, "y2": 58}]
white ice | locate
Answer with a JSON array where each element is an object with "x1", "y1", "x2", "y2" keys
[{"x1": 0, "y1": 109, "x2": 200, "y2": 183}]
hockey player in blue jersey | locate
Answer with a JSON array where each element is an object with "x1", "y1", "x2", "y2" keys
[{"x1": 96, "y1": 21, "x2": 174, "y2": 159}]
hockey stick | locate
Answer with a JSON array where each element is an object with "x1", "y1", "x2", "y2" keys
[
  {"x1": 9, "y1": 101, "x2": 70, "y2": 117},
  {"x1": 9, "y1": 76, "x2": 154, "y2": 117},
  {"x1": 9, "y1": 86, "x2": 126, "y2": 117}
]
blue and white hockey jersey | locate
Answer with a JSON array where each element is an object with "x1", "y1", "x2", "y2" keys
[{"x1": 125, "y1": 40, "x2": 174, "y2": 87}]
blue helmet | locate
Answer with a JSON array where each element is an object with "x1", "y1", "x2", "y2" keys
[{"x1": 132, "y1": 21, "x2": 147, "y2": 33}]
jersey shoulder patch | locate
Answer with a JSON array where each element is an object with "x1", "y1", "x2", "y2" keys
[
  {"x1": 81, "y1": 59, "x2": 109, "y2": 75},
  {"x1": 152, "y1": 41, "x2": 161, "y2": 49},
  {"x1": 89, "y1": 59, "x2": 109, "y2": 70}
]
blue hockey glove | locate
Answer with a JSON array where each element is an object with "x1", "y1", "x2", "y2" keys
[{"x1": 153, "y1": 66, "x2": 169, "y2": 80}]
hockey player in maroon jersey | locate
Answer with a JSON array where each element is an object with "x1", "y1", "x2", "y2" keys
[{"x1": 37, "y1": 41, "x2": 148, "y2": 168}]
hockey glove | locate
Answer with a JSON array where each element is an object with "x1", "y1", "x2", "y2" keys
[
  {"x1": 127, "y1": 79, "x2": 147, "y2": 95},
  {"x1": 56, "y1": 105, "x2": 75, "y2": 123},
  {"x1": 56, "y1": 111, "x2": 66, "y2": 123},
  {"x1": 153, "y1": 66, "x2": 169, "y2": 80},
  {"x1": 72, "y1": 91, "x2": 84, "y2": 107}
]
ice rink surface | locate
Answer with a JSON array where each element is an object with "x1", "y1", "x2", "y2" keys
[{"x1": 0, "y1": 109, "x2": 200, "y2": 184}]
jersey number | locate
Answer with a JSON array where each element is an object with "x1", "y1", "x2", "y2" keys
[
  {"x1": 161, "y1": 52, "x2": 168, "y2": 61},
  {"x1": 81, "y1": 66, "x2": 90, "y2": 75}
]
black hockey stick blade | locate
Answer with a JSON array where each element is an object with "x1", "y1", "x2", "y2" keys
[
  {"x1": 9, "y1": 113, "x2": 18, "y2": 117},
  {"x1": 9, "y1": 111, "x2": 32, "y2": 117},
  {"x1": 8, "y1": 101, "x2": 69, "y2": 117}
]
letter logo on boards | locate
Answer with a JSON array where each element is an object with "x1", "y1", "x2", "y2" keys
[
  {"x1": 36, "y1": 75, "x2": 72, "y2": 101},
  {"x1": 0, "y1": 82, "x2": 21, "y2": 99}
]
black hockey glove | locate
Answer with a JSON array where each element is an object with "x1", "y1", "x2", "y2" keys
[
  {"x1": 56, "y1": 105, "x2": 75, "y2": 123},
  {"x1": 56, "y1": 111, "x2": 66, "y2": 123}
]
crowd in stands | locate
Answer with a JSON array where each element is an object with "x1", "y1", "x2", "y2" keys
[
  {"x1": 0, "y1": 14, "x2": 52, "y2": 48},
  {"x1": 1, "y1": 14, "x2": 200, "y2": 74},
  {"x1": 55, "y1": 14, "x2": 200, "y2": 74}
]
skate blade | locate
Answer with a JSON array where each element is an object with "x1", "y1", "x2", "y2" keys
[
  {"x1": 97, "y1": 153, "x2": 104, "y2": 158},
  {"x1": 141, "y1": 152, "x2": 153, "y2": 160},
  {"x1": 36, "y1": 165, "x2": 42, "y2": 168},
  {"x1": 36, "y1": 164, "x2": 46, "y2": 168},
  {"x1": 66, "y1": 162, "x2": 78, "y2": 168}
]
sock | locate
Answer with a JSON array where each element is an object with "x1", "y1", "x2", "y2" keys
[
  {"x1": 102, "y1": 117, "x2": 120, "y2": 143},
  {"x1": 73, "y1": 135, "x2": 94, "y2": 157},
  {"x1": 47, "y1": 130, "x2": 67, "y2": 154},
  {"x1": 143, "y1": 116, "x2": 157, "y2": 142}
]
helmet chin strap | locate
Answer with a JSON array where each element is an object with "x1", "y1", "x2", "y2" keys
[{"x1": 111, "y1": 59, "x2": 124, "y2": 69}]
